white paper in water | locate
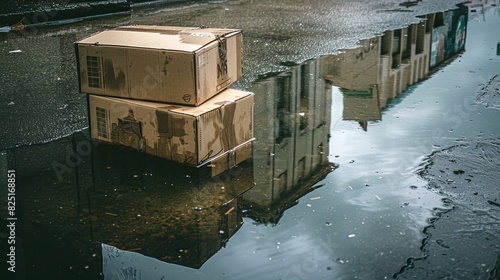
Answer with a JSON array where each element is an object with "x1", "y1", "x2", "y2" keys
[{"x1": 102, "y1": 243, "x2": 170, "y2": 280}]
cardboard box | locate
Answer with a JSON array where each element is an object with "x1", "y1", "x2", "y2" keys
[
  {"x1": 76, "y1": 25, "x2": 243, "y2": 106},
  {"x1": 88, "y1": 88, "x2": 254, "y2": 169}
]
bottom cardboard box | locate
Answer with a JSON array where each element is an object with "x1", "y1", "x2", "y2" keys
[
  {"x1": 88, "y1": 88, "x2": 254, "y2": 172},
  {"x1": 201, "y1": 139, "x2": 253, "y2": 176}
]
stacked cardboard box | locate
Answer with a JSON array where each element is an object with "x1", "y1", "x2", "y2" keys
[{"x1": 75, "y1": 25, "x2": 254, "y2": 175}]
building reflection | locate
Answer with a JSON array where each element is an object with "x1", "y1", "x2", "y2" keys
[
  {"x1": 241, "y1": 5, "x2": 468, "y2": 225},
  {"x1": 243, "y1": 59, "x2": 333, "y2": 224},
  {"x1": 321, "y1": 38, "x2": 382, "y2": 131},
  {"x1": 320, "y1": 4, "x2": 467, "y2": 131},
  {"x1": 240, "y1": 5, "x2": 468, "y2": 228}
]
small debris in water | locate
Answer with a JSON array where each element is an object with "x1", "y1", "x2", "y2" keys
[
  {"x1": 487, "y1": 200, "x2": 500, "y2": 207},
  {"x1": 348, "y1": 234, "x2": 355, "y2": 238},
  {"x1": 375, "y1": 195, "x2": 381, "y2": 200},
  {"x1": 325, "y1": 222, "x2": 332, "y2": 226},
  {"x1": 310, "y1": 196, "x2": 321, "y2": 200},
  {"x1": 9, "y1": 49, "x2": 22, "y2": 54},
  {"x1": 7, "y1": 101, "x2": 14, "y2": 105}
]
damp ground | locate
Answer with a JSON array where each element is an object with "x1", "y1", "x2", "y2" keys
[{"x1": 0, "y1": 1, "x2": 499, "y2": 280}]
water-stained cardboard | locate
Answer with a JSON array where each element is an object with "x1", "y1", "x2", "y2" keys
[
  {"x1": 88, "y1": 88, "x2": 254, "y2": 170},
  {"x1": 76, "y1": 25, "x2": 243, "y2": 106}
]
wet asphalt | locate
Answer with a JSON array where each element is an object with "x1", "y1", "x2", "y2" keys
[{"x1": 0, "y1": 0, "x2": 499, "y2": 279}]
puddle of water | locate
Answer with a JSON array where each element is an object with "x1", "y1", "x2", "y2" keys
[{"x1": 1, "y1": 1, "x2": 500, "y2": 280}]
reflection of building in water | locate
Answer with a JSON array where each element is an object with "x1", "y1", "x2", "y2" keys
[
  {"x1": 320, "y1": 6, "x2": 467, "y2": 130},
  {"x1": 243, "y1": 59, "x2": 332, "y2": 224},
  {"x1": 321, "y1": 38, "x2": 381, "y2": 131},
  {"x1": 378, "y1": 16, "x2": 435, "y2": 108},
  {"x1": 427, "y1": 6, "x2": 468, "y2": 68},
  {"x1": 321, "y1": 38, "x2": 380, "y2": 92},
  {"x1": 342, "y1": 86, "x2": 381, "y2": 131},
  {"x1": 89, "y1": 143, "x2": 254, "y2": 269}
]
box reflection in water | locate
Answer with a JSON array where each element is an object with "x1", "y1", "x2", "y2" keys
[{"x1": 89, "y1": 143, "x2": 253, "y2": 269}]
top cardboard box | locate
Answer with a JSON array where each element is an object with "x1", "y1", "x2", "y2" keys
[{"x1": 75, "y1": 25, "x2": 243, "y2": 106}]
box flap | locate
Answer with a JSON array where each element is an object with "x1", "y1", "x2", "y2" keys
[
  {"x1": 205, "y1": 139, "x2": 254, "y2": 177},
  {"x1": 179, "y1": 28, "x2": 241, "y2": 38},
  {"x1": 115, "y1": 25, "x2": 199, "y2": 34},
  {"x1": 163, "y1": 88, "x2": 252, "y2": 117},
  {"x1": 76, "y1": 26, "x2": 241, "y2": 53},
  {"x1": 103, "y1": 88, "x2": 253, "y2": 117}
]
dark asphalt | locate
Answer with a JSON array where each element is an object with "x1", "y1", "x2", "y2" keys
[
  {"x1": 397, "y1": 138, "x2": 500, "y2": 279},
  {"x1": 0, "y1": 1, "x2": 499, "y2": 279}
]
